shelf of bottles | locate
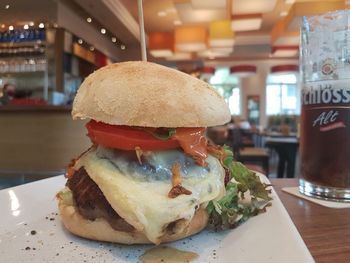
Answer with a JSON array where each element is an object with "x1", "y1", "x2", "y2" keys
[
  {"x1": 0, "y1": 28, "x2": 46, "y2": 43},
  {"x1": 0, "y1": 28, "x2": 47, "y2": 74},
  {"x1": 0, "y1": 58, "x2": 46, "y2": 74}
]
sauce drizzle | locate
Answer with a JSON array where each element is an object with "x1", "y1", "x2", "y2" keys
[
  {"x1": 140, "y1": 246, "x2": 199, "y2": 263},
  {"x1": 174, "y1": 128, "x2": 208, "y2": 166}
]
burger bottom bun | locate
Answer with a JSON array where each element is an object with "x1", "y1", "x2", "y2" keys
[{"x1": 58, "y1": 196, "x2": 209, "y2": 245}]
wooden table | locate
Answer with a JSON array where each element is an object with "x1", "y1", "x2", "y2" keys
[{"x1": 271, "y1": 178, "x2": 350, "y2": 263}]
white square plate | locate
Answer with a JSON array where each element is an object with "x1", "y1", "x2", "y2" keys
[{"x1": 0, "y1": 175, "x2": 314, "y2": 262}]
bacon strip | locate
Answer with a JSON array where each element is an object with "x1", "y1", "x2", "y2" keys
[
  {"x1": 207, "y1": 143, "x2": 232, "y2": 186},
  {"x1": 66, "y1": 159, "x2": 76, "y2": 179},
  {"x1": 135, "y1": 146, "x2": 143, "y2": 165},
  {"x1": 168, "y1": 185, "x2": 192, "y2": 198},
  {"x1": 207, "y1": 142, "x2": 226, "y2": 165},
  {"x1": 171, "y1": 163, "x2": 182, "y2": 186},
  {"x1": 65, "y1": 145, "x2": 95, "y2": 178},
  {"x1": 168, "y1": 163, "x2": 192, "y2": 198}
]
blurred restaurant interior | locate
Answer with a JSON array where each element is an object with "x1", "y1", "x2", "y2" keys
[{"x1": 0, "y1": 0, "x2": 348, "y2": 188}]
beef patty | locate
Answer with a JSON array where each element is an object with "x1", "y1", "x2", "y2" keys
[{"x1": 67, "y1": 167, "x2": 134, "y2": 232}]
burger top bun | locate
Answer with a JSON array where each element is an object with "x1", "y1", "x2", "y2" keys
[{"x1": 72, "y1": 61, "x2": 231, "y2": 127}]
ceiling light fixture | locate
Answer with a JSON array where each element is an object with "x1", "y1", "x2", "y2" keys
[
  {"x1": 271, "y1": 64, "x2": 299, "y2": 75},
  {"x1": 191, "y1": 0, "x2": 226, "y2": 9},
  {"x1": 8, "y1": 25, "x2": 14, "y2": 31},
  {"x1": 5, "y1": 4, "x2": 10, "y2": 9},
  {"x1": 173, "y1": 20, "x2": 182, "y2": 26},
  {"x1": 165, "y1": 52, "x2": 192, "y2": 61},
  {"x1": 1, "y1": 24, "x2": 5, "y2": 29},
  {"x1": 272, "y1": 33, "x2": 299, "y2": 46},
  {"x1": 272, "y1": 46, "x2": 299, "y2": 57},
  {"x1": 29, "y1": 21, "x2": 34, "y2": 26},
  {"x1": 149, "y1": 32, "x2": 174, "y2": 58},
  {"x1": 23, "y1": 24, "x2": 29, "y2": 30},
  {"x1": 112, "y1": 37, "x2": 117, "y2": 43},
  {"x1": 150, "y1": 50, "x2": 173, "y2": 58},
  {"x1": 175, "y1": 26, "x2": 207, "y2": 52},
  {"x1": 121, "y1": 45, "x2": 126, "y2": 50},
  {"x1": 86, "y1": 17, "x2": 92, "y2": 23},
  {"x1": 78, "y1": 39, "x2": 83, "y2": 44},
  {"x1": 90, "y1": 46, "x2": 95, "y2": 51},
  {"x1": 231, "y1": 14, "x2": 263, "y2": 31},
  {"x1": 198, "y1": 49, "x2": 229, "y2": 58},
  {"x1": 211, "y1": 46, "x2": 234, "y2": 54},
  {"x1": 209, "y1": 20, "x2": 235, "y2": 47},
  {"x1": 232, "y1": 0, "x2": 277, "y2": 14},
  {"x1": 39, "y1": 23, "x2": 45, "y2": 29},
  {"x1": 230, "y1": 65, "x2": 257, "y2": 78},
  {"x1": 101, "y1": 28, "x2": 106, "y2": 34},
  {"x1": 175, "y1": 2, "x2": 227, "y2": 24},
  {"x1": 285, "y1": 0, "x2": 296, "y2": 4},
  {"x1": 157, "y1": 11, "x2": 167, "y2": 17}
]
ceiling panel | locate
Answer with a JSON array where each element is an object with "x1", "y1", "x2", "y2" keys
[
  {"x1": 72, "y1": 0, "x2": 348, "y2": 61},
  {"x1": 191, "y1": 0, "x2": 227, "y2": 9},
  {"x1": 175, "y1": 2, "x2": 227, "y2": 24},
  {"x1": 120, "y1": 0, "x2": 179, "y2": 32},
  {"x1": 235, "y1": 34, "x2": 271, "y2": 46},
  {"x1": 231, "y1": 0, "x2": 278, "y2": 15}
]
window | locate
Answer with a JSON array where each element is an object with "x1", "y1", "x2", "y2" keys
[
  {"x1": 228, "y1": 87, "x2": 240, "y2": 115},
  {"x1": 266, "y1": 73, "x2": 300, "y2": 115},
  {"x1": 207, "y1": 67, "x2": 240, "y2": 115}
]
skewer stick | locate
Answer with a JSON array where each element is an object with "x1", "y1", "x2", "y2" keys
[{"x1": 137, "y1": 0, "x2": 147, "y2": 61}]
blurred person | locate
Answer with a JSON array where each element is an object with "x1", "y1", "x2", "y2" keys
[{"x1": 0, "y1": 83, "x2": 16, "y2": 105}]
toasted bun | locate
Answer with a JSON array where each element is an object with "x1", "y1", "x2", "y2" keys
[
  {"x1": 72, "y1": 61, "x2": 230, "y2": 127},
  {"x1": 58, "y1": 196, "x2": 208, "y2": 245}
]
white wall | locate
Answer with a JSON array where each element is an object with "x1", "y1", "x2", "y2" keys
[{"x1": 205, "y1": 59, "x2": 298, "y2": 128}]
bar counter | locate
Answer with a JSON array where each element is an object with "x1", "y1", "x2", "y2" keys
[
  {"x1": 0, "y1": 105, "x2": 90, "y2": 178},
  {"x1": 0, "y1": 105, "x2": 73, "y2": 112}
]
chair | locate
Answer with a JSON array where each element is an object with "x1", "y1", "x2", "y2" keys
[
  {"x1": 207, "y1": 126, "x2": 228, "y2": 145},
  {"x1": 229, "y1": 128, "x2": 270, "y2": 176},
  {"x1": 240, "y1": 129, "x2": 255, "y2": 147}
]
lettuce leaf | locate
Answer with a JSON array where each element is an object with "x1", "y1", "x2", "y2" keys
[
  {"x1": 222, "y1": 145, "x2": 234, "y2": 168},
  {"x1": 207, "y1": 147, "x2": 272, "y2": 231},
  {"x1": 144, "y1": 128, "x2": 176, "y2": 140}
]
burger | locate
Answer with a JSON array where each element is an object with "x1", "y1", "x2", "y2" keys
[{"x1": 57, "y1": 61, "x2": 271, "y2": 245}]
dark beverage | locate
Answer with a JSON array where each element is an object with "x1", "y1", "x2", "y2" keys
[
  {"x1": 299, "y1": 10, "x2": 350, "y2": 201},
  {"x1": 300, "y1": 81, "x2": 350, "y2": 189}
]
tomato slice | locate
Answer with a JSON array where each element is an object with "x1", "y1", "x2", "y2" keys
[{"x1": 86, "y1": 120, "x2": 180, "y2": 151}]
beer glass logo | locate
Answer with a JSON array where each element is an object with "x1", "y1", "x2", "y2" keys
[
  {"x1": 321, "y1": 58, "x2": 336, "y2": 75},
  {"x1": 313, "y1": 110, "x2": 346, "y2": 132},
  {"x1": 302, "y1": 83, "x2": 349, "y2": 132}
]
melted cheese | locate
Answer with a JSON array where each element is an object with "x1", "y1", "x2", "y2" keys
[{"x1": 75, "y1": 147, "x2": 225, "y2": 244}]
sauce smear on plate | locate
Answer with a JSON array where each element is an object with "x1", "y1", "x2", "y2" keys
[{"x1": 140, "y1": 246, "x2": 198, "y2": 263}]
